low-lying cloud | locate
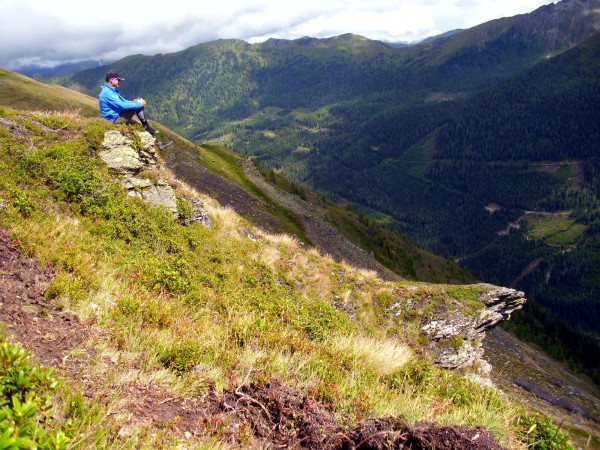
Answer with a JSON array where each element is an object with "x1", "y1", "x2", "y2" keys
[{"x1": 0, "y1": 0, "x2": 555, "y2": 69}]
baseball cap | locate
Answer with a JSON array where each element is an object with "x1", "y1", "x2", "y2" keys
[{"x1": 105, "y1": 71, "x2": 125, "y2": 81}]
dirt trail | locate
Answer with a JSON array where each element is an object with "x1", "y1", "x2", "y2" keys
[
  {"x1": 0, "y1": 230, "x2": 90, "y2": 372},
  {"x1": 510, "y1": 257, "x2": 543, "y2": 288}
]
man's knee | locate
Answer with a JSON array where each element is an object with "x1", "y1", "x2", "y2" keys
[{"x1": 116, "y1": 110, "x2": 137, "y2": 124}]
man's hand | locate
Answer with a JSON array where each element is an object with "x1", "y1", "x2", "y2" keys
[{"x1": 135, "y1": 97, "x2": 147, "y2": 107}]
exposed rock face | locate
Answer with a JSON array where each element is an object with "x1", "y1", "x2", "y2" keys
[
  {"x1": 99, "y1": 129, "x2": 209, "y2": 225},
  {"x1": 180, "y1": 199, "x2": 212, "y2": 228},
  {"x1": 99, "y1": 130, "x2": 158, "y2": 173},
  {"x1": 121, "y1": 176, "x2": 178, "y2": 217},
  {"x1": 421, "y1": 285, "x2": 526, "y2": 370}
]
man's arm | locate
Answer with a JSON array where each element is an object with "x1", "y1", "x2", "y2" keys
[{"x1": 108, "y1": 93, "x2": 143, "y2": 111}]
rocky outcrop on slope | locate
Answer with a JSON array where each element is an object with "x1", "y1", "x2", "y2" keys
[
  {"x1": 99, "y1": 130, "x2": 178, "y2": 217},
  {"x1": 420, "y1": 285, "x2": 526, "y2": 370},
  {"x1": 99, "y1": 130, "x2": 210, "y2": 227}
]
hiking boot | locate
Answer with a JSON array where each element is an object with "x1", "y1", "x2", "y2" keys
[{"x1": 144, "y1": 124, "x2": 159, "y2": 135}]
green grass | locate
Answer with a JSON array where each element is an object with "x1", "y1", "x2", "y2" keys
[
  {"x1": 524, "y1": 214, "x2": 586, "y2": 246},
  {"x1": 0, "y1": 69, "x2": 98, "y2": 116},
  {"x1": 546, "y1": 223, "x2": 587, "y2": 246}
]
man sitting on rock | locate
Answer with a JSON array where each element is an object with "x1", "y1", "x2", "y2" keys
[{"x1": 99, "y1": 70, "x2": 158, "y2": 135}]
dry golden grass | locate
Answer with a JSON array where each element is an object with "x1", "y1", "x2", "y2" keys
[
  {"x1": 28, "y1": 109, "x2": 84, "y2": 118},
  {"x1": 333, "y1": 334, "x2": 413, "y2": 376},
  {"x1": 209, "y1": 205, "x2": 246, "y2": 235}
]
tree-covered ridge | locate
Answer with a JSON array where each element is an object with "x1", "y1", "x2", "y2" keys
[
  {"x1": 60, "y1": 1, "x2": 599, "y2": 138},
  {"x1": 436, "y1": 32, "x2": 600, "y2": 162}
]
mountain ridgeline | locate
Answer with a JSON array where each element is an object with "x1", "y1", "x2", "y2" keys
[{"x1": 53, "y1": 0, "x2": 600, "y2": 381}]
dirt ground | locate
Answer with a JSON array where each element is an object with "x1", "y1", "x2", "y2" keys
[{"x1": 0, "y1": 228, "x2": 505, "y2": 449}]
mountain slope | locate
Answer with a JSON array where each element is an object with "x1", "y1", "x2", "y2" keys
[
  {"x1": 53, "y1": 1, "x2": 600, "y2": 138},
  {"x1": 430, "y1": 32, "x2": 600, "y2": 381},
  {"x1": 0, "y1": 68, "x2": 97, "y2": 116},
  {"x1": 1, "y1": 69, "x2": 470, "y2": 284},
  {"x1": 2, "y1": 70, "x2": 599, "y2": 449},
  {"x1": 0, "y1": 80, "x2": 571, "y2": 449}
]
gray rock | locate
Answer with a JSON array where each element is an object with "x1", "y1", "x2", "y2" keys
[
  {"x1": 128, "y1": 179, "x2": 178, "y2": 217},
  {"x1": 180, "y1": 199, "x2": 212, "y2": 228},
  {"x1": 421, "y1": 284, "x2": 526, "y2": 369},
  {"x1": 99, "y1": 130, "x2": 178, "y2": 217},
  {"x1": 99, "y1": 144, "x2": 145, "y2": 173},
  {"x1": 99, "y1": 130, "x2": 159, "y2": 174}
]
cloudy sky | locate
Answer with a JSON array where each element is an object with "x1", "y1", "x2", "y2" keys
[{"x1": 1, "y1": 0, "x2": 555, "y2": 70}]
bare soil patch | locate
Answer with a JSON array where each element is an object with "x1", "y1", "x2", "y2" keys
[
  {"x1": 193, "y1": 378, "x2": 505, "y2": 449},
  {"x1": 0, "y1": 229, "x2": 90, "y2": 372}
]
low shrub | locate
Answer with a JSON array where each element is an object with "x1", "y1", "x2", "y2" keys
[
  {"x1": 514, "y1": 412, "x2": 573, "y2": 450},
  {"x1": 0, "y1": 341, "x2": 71, "y2": 449}
]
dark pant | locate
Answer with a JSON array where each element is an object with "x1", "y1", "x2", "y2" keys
[{"x1": 113, "y1": 107, "x2": 148, "y2": 125}]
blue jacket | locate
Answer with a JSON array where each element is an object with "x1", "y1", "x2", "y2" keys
[{"x1": 98, "y1": 83, "x2": 142, "y2": 121}]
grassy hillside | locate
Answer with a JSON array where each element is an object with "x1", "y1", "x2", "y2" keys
[
  {"x1": 0, "y1": 78, "x2": 583, "y2": 448},
  {"x1": 0, "y1": 68, "x2": 98, "y2": 116}
]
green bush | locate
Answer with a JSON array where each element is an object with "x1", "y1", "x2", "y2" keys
[
  {"x1": 158, "y1": 340, "x2": 202, "y2": 373},
  {"x1": 6, "y1": 188, "x2": 35, "y2": 218},
  {"x1": 515, "y1": 412, "x2": 573, "y2": 450},
  {"x1": 386, "y1": 358, "x2": 433, "y2": 392},
  {"x1": 176, "y1": 197, "x2": 193, "y2": 221},
  {"x1": 0, "y1": 341, "x2": 71, "y2": 449},
  {"x1": 49, "y1": 159, "x2": 104, "y2": 204},
  {"x1": 32, "y1": 115, "x2": 72, "y2": 131}
]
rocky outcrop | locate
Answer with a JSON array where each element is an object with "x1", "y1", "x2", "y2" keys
[
  {"x1": 99, "y1": 130, "x2": 158, "y2": 173},
  {"x1": 99, "y1": 129, "x2": 210, "y2": 227},
  {"x1": 120, "y1": 176, "x2": 178, "y2": 217},
  {"x1": 420, "y1": 285, "x2": 526, "y2": 370}
]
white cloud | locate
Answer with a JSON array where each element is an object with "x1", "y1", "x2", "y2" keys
[{"x1": 0, "y1": 0, "x2": 555, "y2": 69}]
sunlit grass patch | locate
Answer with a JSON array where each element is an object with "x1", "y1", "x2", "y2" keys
[
  {"x1": 546, "y1": 222, "x2": 586, "y2": 246},
  {"x1": 524, "y1": 213, "x2": 586, "y2": 245},
  {"x1": 332, "y1": 334, "x2": 413, "y2": 376}
]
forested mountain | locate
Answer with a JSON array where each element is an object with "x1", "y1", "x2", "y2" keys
[
  {"x1": 432, "y1": 32, "x2": 600, "y2": 381},
  {"x1": 58, "y1": 0, "x2": 599, "y2": 137},
  {"x1": 53, "y1": 0, "x2": 600, "y2": 381}
]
